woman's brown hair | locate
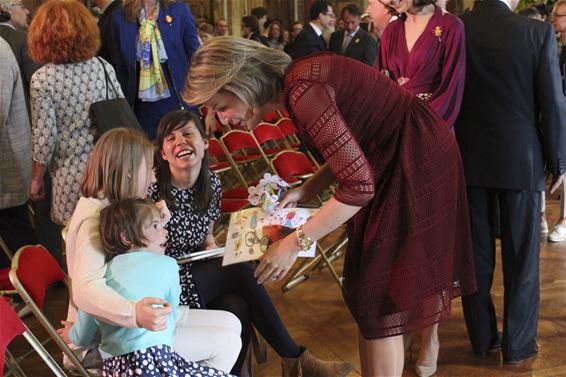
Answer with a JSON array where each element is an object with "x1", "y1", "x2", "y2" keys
[{"x1": 99, "y1": 199, "x2": 157, "y2": 261}]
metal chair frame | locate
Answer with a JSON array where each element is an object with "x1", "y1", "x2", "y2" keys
[{"x1": 9, "y1": 245, "x2": 91, "y2": 376}]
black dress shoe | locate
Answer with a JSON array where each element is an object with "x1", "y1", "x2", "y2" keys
[
  {"x1": 473, "y1": 332, "x2": 502, "y2": 358},
  {"x1": 503, "y1": 347, "x2": 538, "y2": 365}
]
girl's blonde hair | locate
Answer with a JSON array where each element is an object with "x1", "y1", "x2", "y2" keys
[
  {"x1": 183, "y1": 36, "x2": 292, "y2": 107},
  {"x1": 81, "y1": 128, "x2": 154, "y2": 200}
]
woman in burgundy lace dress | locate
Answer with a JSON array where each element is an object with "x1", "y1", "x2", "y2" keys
[{"x1": 183, "y1": 36, "x2": 476, "y2": 377}]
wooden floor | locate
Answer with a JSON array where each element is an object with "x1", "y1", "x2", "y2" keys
[{"x1": 6, "y1": 197, "x2": 566, "y2": 377}]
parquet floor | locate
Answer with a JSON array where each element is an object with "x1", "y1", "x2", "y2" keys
[{"x1": 5, "y1": 198, "x2": 566, "y2": 377}]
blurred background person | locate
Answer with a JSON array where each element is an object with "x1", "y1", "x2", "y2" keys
[
  {"x1": 519, "y1": 6, "x2": 543, "y2": 20},
  {"x1": 542, "y1": 0, "x2": 566, "y2": 243},
  {"x1": 0, "y1": 0, "x2": 38, "y2": 106},
  {"x1": 251, "y1": 6, "x2": 268, "y2": 36},
  {"x1": 0, "y1": 37, "x2": 36, "y2": 269},
  {"x1": 288, "y1": 20, "x2": 303, "y2": 43},
  {"x1": 112, "y1": 0, "x2": 200, "y2": 139},
  {"x1": 286, "y1": 1, "x2": 333, "y2": 59},
  {"x1": 241, "y1": 15, "x2": 268, "y2": 45},
  {"x1": 214, "y1": 17, "x2": 228, "y2": 36},
  {"x1": 329, "y1": 3, "x2": 377, "y2": 67},
  {"x1": 267, "y1": 19, "x2": 285, "y2": 50},
  {"x1": 376, "y1": 0, "x2": 466, "y2": 129},
  {"x1": 92, "y1": 0, "x2": 122, "y2": 68},
  {"x1": 199, "y1": 22, "x2": 214, "y2": 44},
  {"x1": 28, "y1": 0, "x2": 123, "y2": 233}
]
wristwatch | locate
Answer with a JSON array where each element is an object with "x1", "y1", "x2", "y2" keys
[{"x1": 296, "y1": 225, "x2": 314, "y2": 251}]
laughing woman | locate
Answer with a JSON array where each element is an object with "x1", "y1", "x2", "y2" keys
[
  {"x1": 183, "y1": 37, "x2": 476, "y2": 377},
  {"x1": 149, "y1": 110, "x2": 353, "y2": 377}
]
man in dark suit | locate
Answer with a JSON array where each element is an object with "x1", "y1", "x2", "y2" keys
[
  {"x1": 285, "y1": 0, "x2": 334, "y2": 60},
  {"x1": 455, "y1": 0, "x2": 566, "y2": 365},
  {"x1": 94, "y1": 0, "x2": 122, "y2": 68},
  {"x1": 329, "y1": 4, "x2": 377, "y2": 67}
]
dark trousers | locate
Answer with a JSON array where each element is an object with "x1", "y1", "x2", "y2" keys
[
  {"x1": 0, "y1": 204, "x2": 37, "y2": 268},
  {"x1": 191, "y1": 258, "x2": 301, "y2": 374},
  {"x1": 30, "y1": 173, "x2": 62, "y2": 265},
  {"x1": 462, "y1": 187, "x2": 540, "y2": 361}
]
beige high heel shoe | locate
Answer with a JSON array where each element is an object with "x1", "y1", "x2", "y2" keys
[{"x1": 414, "y1": 339, "x2": 439, "y2": 377}]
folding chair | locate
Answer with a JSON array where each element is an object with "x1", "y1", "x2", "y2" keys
[
  {"x1": 270, "y1": 150, "x2": 316, "y2": 188},
  {"x1": 252, "y1": 123, "x2": 290, "y2": 157},
  {"x1": 261, "y1": 110, "x2": 281, "y2": 124},
  {"x1": 9, "y1": 245, "x2": 91, "y2": 376},
  {"x1": 275, "y1": 118, "x2": 301, "y2": 149},
  {"x1": 220, "y1": 130, "x2": 274, "y2": 184},
  {"x1": 270, "y1": 152, "x2": 348, "y2": 291},
  {"x1": 1, "y1": 297, "x2": 66, "y2": 377}
]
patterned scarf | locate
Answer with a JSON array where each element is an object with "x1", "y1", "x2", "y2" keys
[{"x1": 136, "y1": 3, "x2": 170, "y2": 102}]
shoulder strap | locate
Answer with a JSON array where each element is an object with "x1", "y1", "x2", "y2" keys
[
  {"x1": 96, "y1": 56, "x2": 120, "y2": 99},
  {"x1": 164, "y1": 61, "x2": 185, "y2": 110}
]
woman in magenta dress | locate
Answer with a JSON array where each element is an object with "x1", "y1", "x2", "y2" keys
[
  {"x1": 183, "y1": 37, "x2": 476, "y2": 377},
  {"x1": 372, "y1": 0, "x2": 466, "y2": 128}
]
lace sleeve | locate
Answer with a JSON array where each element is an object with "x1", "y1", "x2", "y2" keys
[{"x1": 288, "y1": 80, "x2": 375, "y2": 206}]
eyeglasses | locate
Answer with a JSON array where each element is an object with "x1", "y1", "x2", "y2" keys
[
  {"x1": 324, "y1": 12, "x2": 336, "y2": 18},
  {"x1": 553, "y1": 13, "x2": 566, "y2": 17}
]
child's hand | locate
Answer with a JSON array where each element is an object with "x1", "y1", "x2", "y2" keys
[
  {"x1": 155, "y1": 200, "x2": 171, "y2": 225},
  {"x1": 56, "y1": 320, "x2": 74, "y2": 344}
]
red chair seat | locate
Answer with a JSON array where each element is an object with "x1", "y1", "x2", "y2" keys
[
  {"x1": 221, "y1": 199, "x2": 249, "y2": 213},
  {"x1": 0, "y1": 267, "x2": 14, "y2": 291},
  {"x1": 222, "y1": 187, "x2": 250, "y2": 199}
]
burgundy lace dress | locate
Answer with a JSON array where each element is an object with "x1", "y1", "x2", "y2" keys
[{"x1": 283, "y1": 53, "x2": 476, "y2": 339}]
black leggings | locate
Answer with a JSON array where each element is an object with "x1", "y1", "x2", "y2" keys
[{"x1": 190, "y1": 258, "x2": 301, "y2": 373}]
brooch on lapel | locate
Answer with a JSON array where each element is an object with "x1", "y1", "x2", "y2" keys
[
  {"x1": 165, "y1": 15, "x2": 173, "y2": 25},
  {"x1": 433, "y1": 26, "x2": 442, "y2": 42},
  {"x1": 354, "y1": 38, "x2": 360, "y2": 44}
]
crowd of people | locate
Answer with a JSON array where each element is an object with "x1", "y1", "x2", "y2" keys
[{"x1": 1, "y1": 0, "x2": 566, "y2": 376}]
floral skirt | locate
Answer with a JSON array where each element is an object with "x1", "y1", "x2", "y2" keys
[{"x1": 102, "y1": 345, "x2": 233, "y2": 377}]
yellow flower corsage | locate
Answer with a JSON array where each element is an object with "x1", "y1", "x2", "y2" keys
[
  {"x1": 165, "y1": 15, "x2": 173, "y2": 24},
  {"x1": 434, "y1": 26, "x2": 442, "y2": 41}
]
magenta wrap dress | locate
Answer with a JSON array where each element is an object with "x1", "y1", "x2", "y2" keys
[
  {"x1": 284, "y1": 53, "x2": 476, "y2": 339},
  {"x1": 377, "y1": 6, "x2": 466, "y2": 128}
]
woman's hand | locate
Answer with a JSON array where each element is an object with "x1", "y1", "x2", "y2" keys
[
  {"x1": 29, "y1": 177, "x2": 45, "y2": 201},
  {"x1": 56, "y1": 320, "x2": 74, "y2": 344},
  {"x1": 135, "y1": 297, "x2": 172, "y2": 331},
  {"x1": 275, "y1": 186, "x2": 305, "y2": 210},
  {"x1": 154, "y1": 200, "x2": 171, "y2": 225},
  {"x1": 254, "y1": 235, "x2": 300, "y2": 284}
]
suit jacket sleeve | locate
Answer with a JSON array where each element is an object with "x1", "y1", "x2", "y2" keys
[
  {"x1": 361, "y1": 34, "x2": 378, "y2": 67},
  {"x1": 20, "y1": 40, "x2": 41, "y2": 88},
  {"x1": 111, "y1": 13, "x2": 129, "y2": 102},
  {"x1": 538, "y1": 24, "x2": 566, "y2": 176},
  {"x1": 181, "y1": 3, "x2": 200, "y2": 61}
]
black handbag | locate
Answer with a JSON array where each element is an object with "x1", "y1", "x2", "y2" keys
[{"x1": 90, "y1": 57, "x2": 143, "y2": 138}]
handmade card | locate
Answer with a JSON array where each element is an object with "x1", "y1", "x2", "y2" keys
[{"x1": 222, "y1": 207, "x2": 318, "y2": 266}]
